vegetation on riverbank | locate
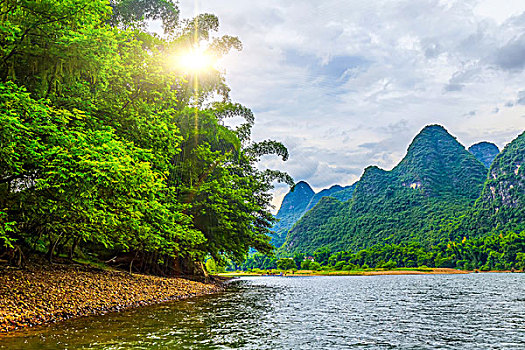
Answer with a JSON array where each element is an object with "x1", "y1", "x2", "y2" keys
[
  {"x1": 0, "y1": 259, "x2": 222, "y2": 333},
  {"x1": 241, "y1": 230, "x2": 525, "y2": 272},
  {"x1": 0, "y1": 0, "x2": 292, "y2": 275}
]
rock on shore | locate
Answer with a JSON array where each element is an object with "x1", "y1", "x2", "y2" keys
[{"x1": 0, "y1": 262, "x2": 220, "y2": 333}]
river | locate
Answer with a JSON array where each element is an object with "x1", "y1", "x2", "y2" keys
[{"x1": 2, "y1": 274, "x2": 525, "y2": 349}]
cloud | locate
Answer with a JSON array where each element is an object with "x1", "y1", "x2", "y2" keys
[
  {"x1": 494, "y1": 33, "x2": 525, "y2": 70},
  {"x1": 444, "y1": 83, "x2": 464, "y2": 92},
  {"x1": 178, "y1": 1, "x2": 525, "y2": 207},
  {"x1": 517, "y1": 91, "x2": 525, "y2": 105}
]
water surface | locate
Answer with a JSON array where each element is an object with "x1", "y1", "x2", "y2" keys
[{"x1": 2, "y1": 274, "x2": 525, "y2": 349}]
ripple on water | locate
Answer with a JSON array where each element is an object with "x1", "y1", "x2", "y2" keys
[{"x1": 2, "y1": 274, "x2": 525, "y2": 349}]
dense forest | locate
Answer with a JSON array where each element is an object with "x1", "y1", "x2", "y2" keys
[
  {"x1": 270, "y1": 181, "x2": 356, "y2": 248},
  {"x1": 242, "y1": 231, "x2": 525, "y2": 272},
  {"x1": 0, "y1": 0, "x2": 293, "y2": 275}
]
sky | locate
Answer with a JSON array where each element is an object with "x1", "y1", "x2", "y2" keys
[{"x1": 177, "y1": 0, "x2": 525, "y2": 210}]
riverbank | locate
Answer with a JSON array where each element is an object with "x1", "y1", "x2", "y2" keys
[
  {"x1": 0, "y1": 262, "x2": 222, "y2": 333},
  {"x1": 220, "y1": 267, "x2": 472, "y2": 277}
]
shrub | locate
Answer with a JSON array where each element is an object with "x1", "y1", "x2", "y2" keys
[
  {"x1": 309, "y1": 261, "x2": 322, "y2": 270},
  {"x1": 342, "y1": 263, "x2": 358, "y2": 271},
  {"x1": 300, "y1": 260, "x2": 311, "y2": 270},
  {"x1": 334, "y1": 261, "x2": 346, "y2": 270}
]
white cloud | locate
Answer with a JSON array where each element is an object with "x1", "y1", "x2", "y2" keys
[{"x1": 179, "y1": 0, "x2": 525, "y2": 208}]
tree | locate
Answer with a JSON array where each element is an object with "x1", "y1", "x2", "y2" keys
[
  {"x1": 313, "y1": 247, "x2": 331, "y2": 266},
  {"x1": 277, "y1": 258, "x2": 296, "y2": 270},
  {"x1": 293, "y1": 252, "x2": 304, "y2": 269},
  {"x1": 0, "y1": 1, "x2": 293, "y2": 275}
]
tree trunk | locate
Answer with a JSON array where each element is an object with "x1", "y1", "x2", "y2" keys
[
  {"x1": 129, "y1": 251, "x2": 138, "y2": 274},
  {"x1": 68, "y1": 236, "x2": 81, "y2": 261},
  {"x1": 175, "y1": 256, "x2": 208, "y2": 282},
  {"x1": 47, "y1": 234, "x2": 63, "y2": 263},
  {"x1": 199, "y1": 261, "x2": 210, "y2": 283}
]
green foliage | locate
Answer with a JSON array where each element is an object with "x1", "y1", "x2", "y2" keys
[
  {"x1": 282, "y1": 125, "x2": 491, "y2": 254},
  {"x1": 205, "y1": 258, "x2": 225, "y2": 274},
  {"x1": 378, "y1": 260, "x2": 397, "y2": 269},
  {"x1": 244, "y1": 231, "x2": 525, "y2": 272},
  {"x1": 324, "y1": 231, "x2": 525, "y2": 271},
  {"x1": 300, "y1": 260, "x2": 310, "y2": 270},
  {"x1": 0, "y1": 1, "x2": 291, "y2": 271},
  {"x1": 110, "y1": 0, "x2": 179, "y2": 33},
  {"x1": 292, "y1": 252, "x2": 304, "y2": 269},
  {"x1": 0, "y1": 211, "x2": 16, "y2": 248},
  {"x1": 313, "y1": 247, "x2": 331, "y2": 266},
  {"x1": 309, "y1": 261, "x2": 322, "y2": 271},
  {"x1": 281, "y1": 196, "x2": 344, "y2": 252},
  {"x1": 240, "y1": 253, "x2": 277, "y2": 270},
  {"x1": 298, "y1": 259, "x2": 321, "y2": 270},
  {"x1": 270, "y1": 182, "x2": 356, "y2": 249},
  {"x1": 276, "y1": 258, "x2": 296, "y2": 270}
]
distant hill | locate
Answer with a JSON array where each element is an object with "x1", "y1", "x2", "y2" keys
[
  {"x1": 469, "y1": 142, "x2": 500, "y2": 168},
  {"x1": 305, "y1": 184, "x2": 356, "y2": 211},
  {"x1": 282, "y1": 125, "x2": 488, "y2": 254},
  {"x1": 329, "y1": 184, "x2": 357, "y2": 202},
  {"x1": 472, "y1": 132, "x2": 525, "y2": 232},
  {"x1": 271, "y1": 181, "x2": 314, "y2": 248},
  {"x1": 284, "y1": 197, "x2": 346, "y2": 250},
  {"x1": 481, "y1": 132, "x2": 524, "y2": 210},
  {"x1": 270, "y1": 182, "x2": 357, "y2": 247}
]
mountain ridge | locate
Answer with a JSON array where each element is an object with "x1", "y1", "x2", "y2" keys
[
  {"x1": 468, "y1": 142, "x2": 500, "y2": 168},
  {"x1": 282, "y1": 125, "x2": 489, "y2": 254},
  {"x1": 271, "y1": 181, "x2": 314, "y2": 247},
  {"x1": 270, "y1": 181, "x2": 357, "y2": 247}
]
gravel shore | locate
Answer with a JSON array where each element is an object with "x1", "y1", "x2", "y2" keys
[{"x1": 0, "y1": 262, "x2": 221, "y2": 333}]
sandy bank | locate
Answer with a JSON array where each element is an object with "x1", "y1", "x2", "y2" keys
[
  {"x1": 221, "y1": 267, "x2": 470, "y2": 277},
  {"x1": 0, "y1": 262, "x2": 221, "y2": 333},
  {"x1": 355, "y1": 268, "x2": 469, "y2": 275}
]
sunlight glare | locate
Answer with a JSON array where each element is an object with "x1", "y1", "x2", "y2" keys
[{"x1": 175, "y1": 48, "x2": 214, "y2": 73}]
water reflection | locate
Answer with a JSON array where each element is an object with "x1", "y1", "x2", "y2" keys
[{"x1": 2, "y1": 274, "x2": 525, "y2": 349}]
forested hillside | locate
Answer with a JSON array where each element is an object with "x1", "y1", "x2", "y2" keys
[
  {"x1": 305, "y1": 184, "x2": 356, "y2": 211},
  {"x1": 480, "y1": 132, "x2": 524, "y2": 211},
  {"x1": 469, "y1": 142, "x2": 500, "y2": 168},
  {"x1": 282, "y1": 125, "x2": 489, "y2": 254},
  {"x1": 466, "y1": 132, "x2": 525, "y2": 234},
  {"x1": 270, "y1": 182, "x2": 314, "y2": 247},
  {"x1": 270, "y1": 182, "x2": 356, "y2": 247},
  {"x1": 0, "y1": 0, "x2": 293, "y2": 275}
]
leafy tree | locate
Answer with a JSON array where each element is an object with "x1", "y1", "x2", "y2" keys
[
  {"x1": 313, "y1": 247, "x2": 331, "y2": 266},
  {"x1": 309, "y1": 261, "x2": 322, "y2": 271},
  {"x1": 0, "y1": 1, "x2": 293, "y2": 274},
  {"x1": 300, "y1": 260, "x2": 311, "y2": 270},
  {"x1": 293, "y1": 252, "x2": 304, "y2": 269},
  {"x1": 276, "y1": 258, "x2": 296, "y2": 270}
]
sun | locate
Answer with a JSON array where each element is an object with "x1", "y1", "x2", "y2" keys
[{"x1": 175, "y1": 47, "x2": 214, "y2": 73}]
